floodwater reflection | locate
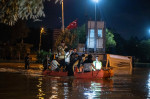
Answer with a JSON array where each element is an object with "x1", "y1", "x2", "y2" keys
[
  {"x1": 1, "y1": 66, "x2": 150, "y2": 98},
  {"x1": 147, "y1": 73, "x2": 150, "y2": 98},
  {"x1": 37, "y1": 77, "x2": 45, "y2": 99}
]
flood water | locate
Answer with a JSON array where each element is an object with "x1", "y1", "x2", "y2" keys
[{"x1": 0, "y1": 65, "x2": 150, "y2": 99}]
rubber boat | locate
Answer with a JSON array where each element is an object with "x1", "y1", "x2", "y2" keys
[
  {"x1": 42, "y1": 67, "x2": 113, "y2": 78},
  {"x1": 74, "y1": 68, "x2": 113, "y2": 79}
]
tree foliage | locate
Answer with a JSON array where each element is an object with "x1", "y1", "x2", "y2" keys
[
  {"x1": 138, "y1": 39, "x2": 150, "y2": 62},
  {"x1": 0, "y1": 0, "x2": 61, "y2": 25},
  {"x1": 105, "y1": 29, "x2": 116, "y2": 52},
  {"x1": 11, "y1": 20, "x2": 30, "y2": 43},
  {"x1": 73, "y1": 24, "x2": 86, "y2": 44},
  {"x1": 54, "y1": 29, "x2": 77, "y2": 50}
]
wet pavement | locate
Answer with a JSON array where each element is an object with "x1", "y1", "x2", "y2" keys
[{"x1": 0, "y1": 64, "x2": 150, "y2": 99}]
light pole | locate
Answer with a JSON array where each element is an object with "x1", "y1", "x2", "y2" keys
[
  {"x1": 62, "y1": 0, "x2": 65, "y2": 32},
  {"x1": 39, "y1": 27, "x2": 45, "y2": 53},
  {"x1": 93, "y1": 0, "x2": 99, "y2": 53}
]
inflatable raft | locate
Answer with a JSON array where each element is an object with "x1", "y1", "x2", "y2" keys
[{"x1": 42, "y1": 68, "x2": 113, "y2": 78}]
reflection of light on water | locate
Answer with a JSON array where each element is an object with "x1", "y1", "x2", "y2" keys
[
  {"x1": 63, "y1": 83, "x2": 69, "y2": 98},
  {"x1": 84, "y1": 91, "x2": 96, "y2": 99},
  {"x1": 147, "y1": 73, "x2": 150, "y2": 98},
  {"x1": 37, "y1": 77, "x2": 45, "y2": 99},
  {"x1": 50, "y1": 80, "x2": 58, "y2": 99},
  {"x1": 63, "y1": 83, "x2": 69, "y2": 94},
  {"x1": 84, "y1": 82, "x2": 102, "y2": 99}
]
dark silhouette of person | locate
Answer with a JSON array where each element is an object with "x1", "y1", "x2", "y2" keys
[
  {"x1": 68, "y1": 49, "x2": 78, "y2": 76},
  {"x1": 25, "y1": 53, "x2": 30, "y2": 69}
]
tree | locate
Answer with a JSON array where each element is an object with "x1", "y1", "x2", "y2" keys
[
  {"x1": 0, "y1": 0, "x2": 61, "y2": 25},
  {"x1": 138, "y1": 39, "x2": 150, "y2": 62},
  {"x1": 72, "y1": 24, "x2": 86, "y2": 44},
  {"x1": 54, "y1": 29, "x2": 77, "y2": 50},
  {"x1": 10, "y1": 20, "x2": 30, "y2": 44},
  {"x1": 114, "y1": 32, "x2": 127, "y2": 55},
  {"x1": 105, "y1": 29, "x2": 116, "y2": 53},
  {"x1": 126, "y1": 36, "x2": 140, "y2": 56}
]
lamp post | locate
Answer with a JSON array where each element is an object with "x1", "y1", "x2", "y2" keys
[
  {"x1": 39, "y1": 27, "x2": 45, "y2": 53},
  {"x1": 93, "y1": 0, "x2": 99, "y2": 53},
  {"x1": 62, "y1": 0, "x2": 65, "y2": 32}
]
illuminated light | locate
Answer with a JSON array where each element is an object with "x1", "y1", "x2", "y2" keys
[
  {"x1": 149, "y1": 29, "x2": 150, "y2": 34},
  {"x1": 93, "y1": 0, "x2": 99, "y2": 3}
]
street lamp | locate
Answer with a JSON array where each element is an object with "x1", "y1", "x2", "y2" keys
[
  {"x1": 92, "y1": 0, "x2": 99, "y2": 53},
  {"x1": 93, "y1": 0, "x2": 99, "y2": 3},
  {"x1": 93, "y1": 0, "x2": 99, "y2": 21},
  {"x1": 39, "y1": 27, "x2": 45, "y2": 53}
]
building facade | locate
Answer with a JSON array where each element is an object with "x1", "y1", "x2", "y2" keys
[{"x1": 86, "y1": 21, "x2": 106, "y2": 54}]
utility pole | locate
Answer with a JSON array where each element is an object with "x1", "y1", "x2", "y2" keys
[
  {"x1": 94, "y1": 2, "x2": 97, "y2": 53},
  {"x1": 62, "y1": 0, "x2": 65, "y2": 32}
]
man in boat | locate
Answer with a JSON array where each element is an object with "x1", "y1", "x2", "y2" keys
[
  {"x1": 83, "y1": 54, "x2": 97, "y2": 72},
  {"x1": 68, "y1": 48, "x2": 78, "y2": 76},
  {"x1": 51, "y1": 55, "x2": 60, "y2": 71},
  {"x1": 73, "y1": 54, "x2": 85, "y2": 72},
  {"x1": 65, "y1": 48, "x2": 73, "y2": 68}
]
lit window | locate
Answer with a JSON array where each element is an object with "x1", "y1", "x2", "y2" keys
[
  {"x1": 90, "y1": 29, "x2": 94, "y2": 38},
  {"x1": 98, "y1": 29, "x2": 102, "y2": 38}
]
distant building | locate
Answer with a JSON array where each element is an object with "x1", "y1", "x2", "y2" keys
[{"x1": 86, "y1": 21, "x2": 106, "y2": 54}]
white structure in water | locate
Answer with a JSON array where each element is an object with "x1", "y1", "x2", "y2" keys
[{"x1": 86, "y1": 21, "x2": 106, "y2": 54}]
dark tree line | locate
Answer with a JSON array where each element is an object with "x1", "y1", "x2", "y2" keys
[{"x1": 107, "y1": 29, "x2": 150, "y2": 63}]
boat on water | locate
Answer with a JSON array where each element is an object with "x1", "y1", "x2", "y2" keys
[
  {"x1": 42, "y1": 67, "x2": 114, "y2": 79},
  {"x1": 74, "y1": 68, "x2": 113, "y2": 79}
]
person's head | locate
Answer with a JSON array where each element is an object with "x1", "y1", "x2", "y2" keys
[
  {"x1": 61, "y1": 40, "x2": 65, "y2": 46},
  {"x1": 88, "y1": 54, "x2": 93, "y2": 60},
  {"x1": 65, "y1": 48, "x2": 69, "y2": 52},
  {"x1": 96, "y1": 56, "x2": 99, "y2": 61},
  {"x1": 75, "y1": 53, "x2": 78, "y2": 58},
  {"x1": 73, "y1": 48, "x2": 77, "y2": 53}
]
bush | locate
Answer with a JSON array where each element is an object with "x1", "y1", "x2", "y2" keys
[{"x1": 36, "y1": 50, "x2": 52, "y2": 63}]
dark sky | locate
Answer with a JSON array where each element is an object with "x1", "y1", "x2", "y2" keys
[{"x1": 28, "y1": 0, "x2": 150, "y2": 39}]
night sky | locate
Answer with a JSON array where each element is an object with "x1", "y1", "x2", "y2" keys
[{"x1": 28, "y1": 0, "x2": 150, "y2": 39}]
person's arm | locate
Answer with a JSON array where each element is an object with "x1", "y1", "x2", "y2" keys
[
  {"x1": 55, "y1": 60, "x2": 60, "y2": 66},
  {"x1": 91, "y1": 63, "x2": 97, "y2": 71},
  {"x1": 73, "y1": 60, "x2": 79, "y2": 71}
]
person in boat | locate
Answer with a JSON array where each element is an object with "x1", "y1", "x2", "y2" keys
[
  {"x1": 83, "y1": 54, "x2": 97, "y2": 72},
  {"x1": 65, "y1": 48, "x2": 72, "y2": 68},
  {"x1": 93, "y1": 56, "x2": 102, "y2": 70},
  {"x1": 73, "y1": 54, "x2": 85, "y2": 72},
  {"x1": 51, "y1": 54, "x2": 60, "y2": 71},
  {"x1": 68, "y1": 48, "x2": 78, "y2": 76}
]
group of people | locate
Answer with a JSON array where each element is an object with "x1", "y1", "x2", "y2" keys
[{"x1": 45, "y1": 48, "x2": 98, "y2": 76}]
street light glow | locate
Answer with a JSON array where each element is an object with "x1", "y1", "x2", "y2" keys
[
  {"x1": 93, "y1": 0, "x2": 99, "y2": 3},
  {"x1": 149, "y1": 29, "x2": 150, "y2": 34}
]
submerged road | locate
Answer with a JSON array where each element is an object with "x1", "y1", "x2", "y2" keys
[{"x1": 0, "y1": 63, "x2": 150, "y2": 99}]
